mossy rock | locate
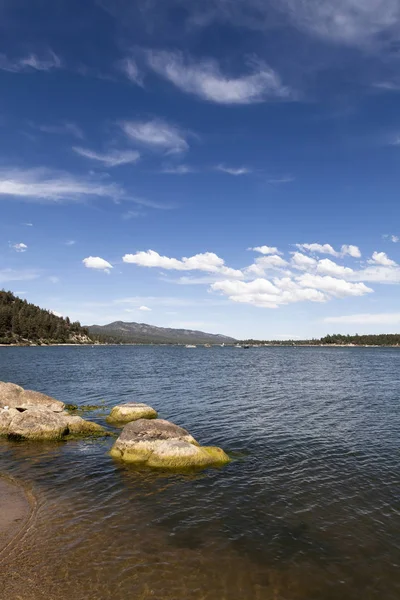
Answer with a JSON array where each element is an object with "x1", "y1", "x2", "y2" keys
[
  {"x1": 110, "y1": 418, "x2": 230, "y2": 470},
  {"x1": 106, "y1": 403, "x2": 158, "y2": 424}
]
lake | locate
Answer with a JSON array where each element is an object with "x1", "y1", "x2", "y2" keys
[{"x1": 0, "y1": 345, "x2": 399, "y2": 600}]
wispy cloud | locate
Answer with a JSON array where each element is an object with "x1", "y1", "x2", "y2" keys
[
  {"x1": 0, "y1": 168, "x2": 124, "y2": 203},
  {"x1": 36, "y1": 122, "x2": 84, "y2": 139},
  {"x1": 161, "y1": 164, "x2": 196, "y2": 174},
  {"x1": 0, "y1": 268, "x2": 39, "y2": 283},
  {"x1": 215, "y1": 165, "x2": 252, "y2": 175},
  {"x1": 73, "y1": 147, "x2": 141, "y2": 167},
  {"x1": 118, "y1": 57, "x2": 143, "y2": 86},
  {"x1": 146, "y1": 49, "x2": 293, "y2": 104},
  {"x1": 0, "y1": 50, "x2": 62, "y2": 73},
  {"x1": 65, "y1": 240, "x2": 76, "y2": 246},
  {"x1": 120, "y1": 119, "x2": 189, "y2": 153},
  {"x1": 268, "y1": 176, "x2": 294, "y2": 184},
  {"x1": 324, "y1": 313, "x2": 400, "y2": 325}
]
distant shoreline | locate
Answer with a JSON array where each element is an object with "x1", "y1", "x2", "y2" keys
[{"x1": 1, "y1": 343, "x2": 400, "y2": 348}]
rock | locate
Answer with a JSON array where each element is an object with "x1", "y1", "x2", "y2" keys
[
  {"x1": 110, "y1": 418, "x2": 230, "y2": 469},
  {"x1": 61, "y1": 414, "x2": 106, "y2": 436},
  {"x1": 106, "y1": 403, "x2": 158, "y2": 424},
  {"x1": 0, "y1": 381, "x2": 65, "y2": 412},
  {"x1": 7, "y1": 408, "x2": 69, "y2": 441},
  {"x1": 0, "y1": 408, "x2": 19, "y2": 435}
]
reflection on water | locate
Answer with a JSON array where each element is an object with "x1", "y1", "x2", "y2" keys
[{"x1": 0, "y1": 346, "x2": 399, "y2": 599}]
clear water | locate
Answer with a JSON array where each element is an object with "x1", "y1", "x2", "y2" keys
[{"x1": 0, "y1": 346, "x2": 399, "y2": 600}]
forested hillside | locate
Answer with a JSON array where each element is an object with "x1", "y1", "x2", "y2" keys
[{"x1": 0, "y1": 290, "x2": 91, "y2": 345}]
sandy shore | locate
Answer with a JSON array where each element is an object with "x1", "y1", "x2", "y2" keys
[{"x1": 0, "y1": 475, "x2": 32, "y2": 553}]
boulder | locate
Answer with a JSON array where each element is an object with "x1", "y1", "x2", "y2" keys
[
  {"x1": 110, "y1": 418, "x2": 230, "y2": 469},
  {"x1": 7, "y1": 407, "x2": 69, "y2": 441},
  {"x1": 106, "y1": 402, "x2": 158, "y2": 424},
  {"x1": 61, "y1": 414, "x2": 106, "y2": 436},
  {"x1": 0, "y1": 381, "x2": 65, "y2": 412},
  {"x1": 0, "y1": 408, "x2": 19, "y2": 435}
]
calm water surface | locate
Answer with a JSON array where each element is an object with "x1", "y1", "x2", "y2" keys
[{"x1": 0, "y1": 346, "x2": 399, "y2": 600}]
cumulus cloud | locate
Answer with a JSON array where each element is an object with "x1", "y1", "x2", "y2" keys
[
  {"x1": 122, "y1": 249, "x2": 243, "y2": 278},
  {"x1": 324, "y1": 312, "x2": 400, "y2": 324},
  {"x1": 139, "y1": 305, "x2": 152, "y2": 311},
  {"x1": 73, "y1": 147, "x2": 141, "y2": 167},
  {"x1": 11, "y1": 242, "x2": 28, "y2": 253},
  {"x1": 245, "y1": 255, "x2": 288, "y2": 276},
  {"x1": 368, "y1": 251, "x2": 397, "y2": 267},
  {"x1": 216, "y1": 165, "x2": 252, "y2": 175},
  {"x1": 296, "y1": 243, "x2": 338, "y2": 256},
  {"x1": 316, "y1": 258, "x2": 354, "y2": 277},
  {"x1": 291, "y1": 252, "x2": 317, "y2": 270},
  {"x1": 120, "y1": 119, "x2": 189, "y2": 153},
  {"x1": 83, "y1": 256, "x2": 113, "y2": 273},
  {"x1": 296, "y1": 274, "x2": 373, "y2": 297},
  {"x1": 250, "y1": 245, "x2": 282, "y2": 255},
  {"x1": 0, "y1": 50, "x2": 62, "y2": 72},
  {"x1": 350, "y1": 265, "x2": 400, "y2": 283},
  {"x1": 391, "y1": 235, "x2": 399, "y2": 243},
  {"x1": 341, "y1": 244, "x2": 361, "y2": 258},
  {"x1": 146, "y1": 50, "x2": 292, "y2": 104}
]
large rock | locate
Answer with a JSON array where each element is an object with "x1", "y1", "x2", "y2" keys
[
  {"x1": 0, "y1": 408, "x2": 19, "y2": 435},
  {"x1": 7, "y1": 407, "x2": 69, "y2": 441},
  {"x1": 61, "y1": 414, "x2": 106, "y2": 436},
  {"x1": 106, "y1": 403, "x2": 158, "y2": 424},
  {"x1": 110, "y1": 419, "x2": 230, "y2": 469},
  {"x1": 0, "y1": 381, "x2": 65, "y2": 412}
]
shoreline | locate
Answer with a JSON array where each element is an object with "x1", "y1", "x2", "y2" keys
[{"x1": 0, "y1": 473, "x2": 35, "y2": 556}]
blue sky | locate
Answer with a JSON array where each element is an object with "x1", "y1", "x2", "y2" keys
[{"x1": 1, "y1": 0, "x2": 400, "y2": 339}]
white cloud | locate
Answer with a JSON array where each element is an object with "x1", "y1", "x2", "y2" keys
[
  {"x1": 268, "y1": 176, "x2": 294, "y2": 184},
  {"x1": 350, "y1": 265, "x2": 400, "y2": 283},
  {"x1": 341, "y1": 244, "x2": 361, "y2": 258},
  {"x1": 296, "y1": 243, "x2": 338, "y2": 256},
  {"x1": 391, "y1": 235, "x2": 399, "y2": 243},
  {"x1": 324, "y1": 312, "x2": 400, "y2": 324},
  {"x1": 36, "y1": 122, "x2": 84, "y2": 139},
  {"x1": 316, "y1": 258, "x2": 354, "y2": 277},
  {"x1": 216, "y1": 165, "x2": 252, "y2": 175},
  {"x1": 245, "y1": 255, "x2": 288, "y2": 276},
  {"x1": 139, "y1": 305, "x2": 152, "y2": 311},
  {"x1": 120, "y1": 119, "x2": 189, "y2": 153},
  {"x1": 123, "y1": 249, "x2": 243, "y2": 278},
  {"x1": 368, "y1": 251, "x2": 397, "y2": 267},
  {"x1": 296, "y1": 273, "x2": 373, "y2": 297},
  {"x1": 83, "y1": 256, "x2": 113, "y2": 273},
  {"x1": 146, "y1": 50, "x2": 292, "y2": 104},
  {"x1": 0, "y1": 51, "x2": 62, "y2": 73},
  {"x1": 0, "y1": 168, "x2": 124, "y2": 203},
  {"x1": 211, "y1": 277, "x2": 326, "y2": 308},
  {"x1": 250, "y1": 245, "x2": 282, "y2": 255},
  {"x1": 291, "y1": 252, "x2": 317, "y2": 270},
  {"x1": 51, "y1": 310, "x2": 63, "y2": 318},
  {"x1": 65, "y1": 240, "x2": 76, "y2": 246},
  {"x1": 73, "y1": 147, "x2": 140, "y2": 167},
  {"x1": 118, "y1": 57, "x2": 142, "y2": 85},
  {"x1": 11, "y1": 242, "x2": 28, "y2": 253}
]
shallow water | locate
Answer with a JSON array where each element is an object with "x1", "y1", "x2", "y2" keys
[{"x1": 0, "y1": 346, "x2": 399, "y2": 600}]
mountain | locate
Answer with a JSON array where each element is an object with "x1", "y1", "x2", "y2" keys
[
  {"x1": 0, "y1": 290, "x2": 91, "y2": 345},
  {"x1": 88, "y1": 321, "x2": 236, "y2": 345}
]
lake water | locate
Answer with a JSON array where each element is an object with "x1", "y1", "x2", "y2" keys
[{"x1": 0, "y1": 346, "x2": 399, "y2": 600}]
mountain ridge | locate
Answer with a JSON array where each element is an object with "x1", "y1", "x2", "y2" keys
[{"x1": 88, "y1": 320, "x2": 236, "y2": 344}]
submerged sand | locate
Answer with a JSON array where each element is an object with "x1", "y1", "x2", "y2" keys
[{"x1": 0, "y1": 475, "x2": 32, "y2": 553}]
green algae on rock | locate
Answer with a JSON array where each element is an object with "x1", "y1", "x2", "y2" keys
[
  {"x1": 106, "y1": 403, "x2": 158, "y2": 424},
  {"x1": 110, "y1": 418, "x2": 230, "y2": 469}
]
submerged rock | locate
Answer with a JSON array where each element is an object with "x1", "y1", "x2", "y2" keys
[
  {"x1": 0, "y1": 381, "x2": 65, "y2": 412},
  {"x1": 106, "y1": 402, "x2": 158, "y2": 424},
  {"x1": 110, "y1": 418, "x2": 230, "y2": 469}
]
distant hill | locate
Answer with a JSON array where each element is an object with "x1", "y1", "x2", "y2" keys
[
  {"x1": 0, "y1": 290, "x2": 91, "y2": 345},
  {"x1": 88, "y1": 321, "x2": 236, "y2": 345}
]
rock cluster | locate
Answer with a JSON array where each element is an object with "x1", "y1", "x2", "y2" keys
[{"x1": 0, "y1": 381, "x2": 106, "y2": 441}]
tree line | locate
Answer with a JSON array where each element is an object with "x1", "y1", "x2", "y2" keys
[
  {"x1": 240, "y1": 333, "x2": 400, "y2": 346},
  {"x1": 0, "y1": 290, "x2": 91, "y2": 345}
]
